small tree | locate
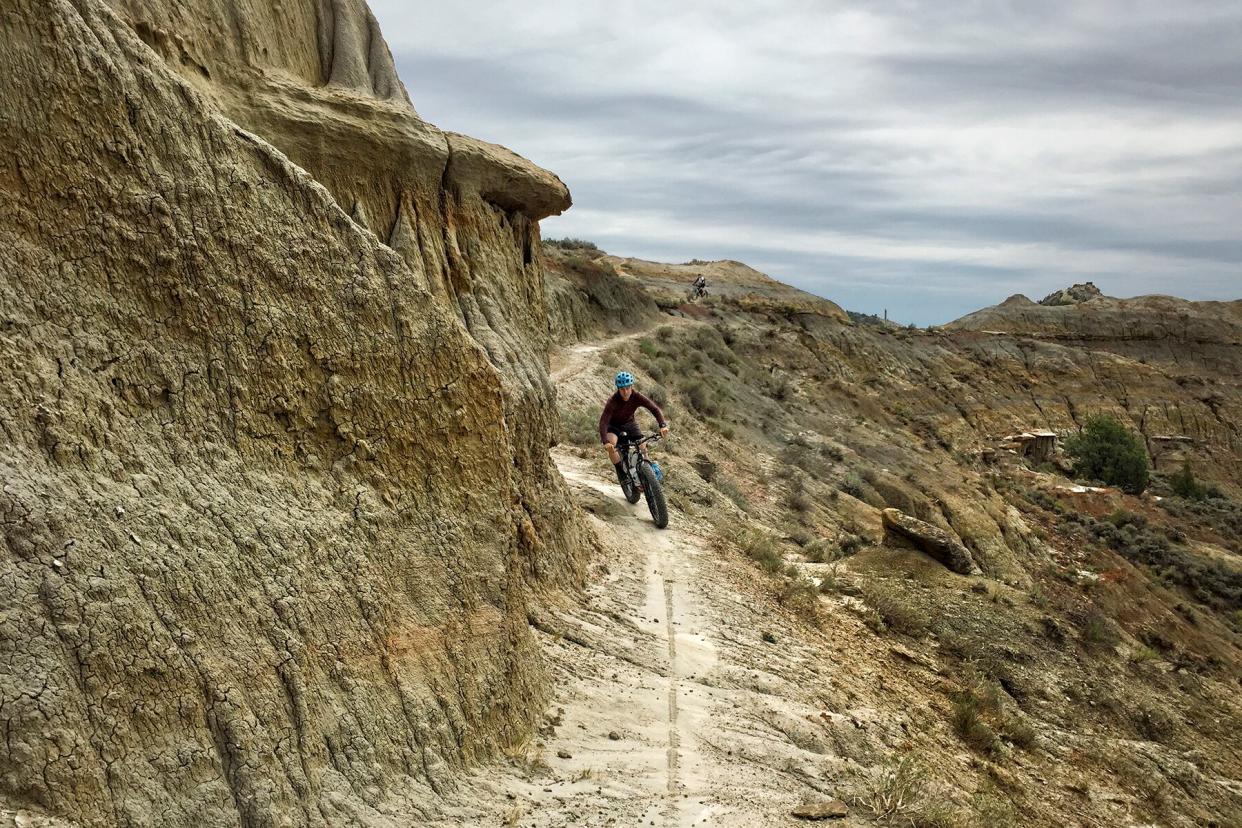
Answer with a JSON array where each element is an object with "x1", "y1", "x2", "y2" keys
[
  {"x1": 1169, "y1": 459, "x2": 1207, "y2": 501},
  {"x1": 1064, "y1": 414, "x2": 1150, "y2": 494}
]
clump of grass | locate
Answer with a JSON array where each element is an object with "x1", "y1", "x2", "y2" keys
[
  {"x1": 855, "y1": 754, "x2": 960, "y2": 826},
  {"x1": 683, "y1": 379, "x2": 719, "y2": 416},
  {"x1": 967, "y1": 787, "x2": 1017, "y2": 828},
  {"x1": 560, "y1": 408, "x2": 599, "y2": 447},
  {"x1": 840, "y1": 470, "x2": 866, "y2": 499},
  {"x1": 1080, "y1": 609, "x2": 1119, "y2": 651},
  {"x1": 997, "y1": 714, "x2": 1037, "y2": 750},
  {"x1": 644, "y1": 383, "x2": 669, "y2": 409},
  {"x1": 949, "y1": 668, "x2": 1036, "y2": 754},
  {"x1": 715, "y1": 476, "x2": 750, "y2": 512},
  {"x1": 950, "y1": 691, "x2": 999, "y2": 755},
  {"x1": 776, "y1": 575, "x2": 821, "y2": 617},
  {"x1": 638, "y1": 338, "x2": 659, "y2": 358},
  {"x1": 804, "y1": 538, "x2": 835, "y2": 563},
  {"x1": 731, "y1": 528, "x2": 781, "y2": 573},
  {"x1": 1133, "y1": 703, "x2": 1178, "y2": 743},
  {"x1": 861, "y1": 580, "x2": 930, "y2": 637},
  {"x1": 787, "y1": 490, "x2": 813, "y2": 515},
  {"x1": 788, "y1": 526, "x2": 814, "y2": 547}
]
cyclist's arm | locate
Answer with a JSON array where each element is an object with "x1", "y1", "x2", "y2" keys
[
  {"x1": 598, "y1": 401, "x2": 614, "y2": 443},
  {"x1": 635, "y1": 392, "x2": 668, "y2": 428}
]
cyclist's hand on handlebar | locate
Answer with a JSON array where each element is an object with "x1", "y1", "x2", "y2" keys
[{"x1": 659, "y1": 426, "x2": 670, "y2": 437}]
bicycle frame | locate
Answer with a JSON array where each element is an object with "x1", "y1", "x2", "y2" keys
[{"x1": 617, "y1": 434, "x2": 660, "y2": 488}]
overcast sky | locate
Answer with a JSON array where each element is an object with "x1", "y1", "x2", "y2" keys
[{"x1": 370, "y1": 1, "x2": 1242, "y2": 324}]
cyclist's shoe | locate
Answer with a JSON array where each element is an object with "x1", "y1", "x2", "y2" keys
[{"x1": 650, "y1": 461, "x2": 664, "y2": 481}]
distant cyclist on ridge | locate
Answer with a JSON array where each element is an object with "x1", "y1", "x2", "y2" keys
[{"x1": 599, "y1": 371, "x2": 669, "y2": 483}]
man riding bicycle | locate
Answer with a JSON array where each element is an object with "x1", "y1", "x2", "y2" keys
[{"x1": 600, "y1": 371, "x2": 669, "y2": 483}]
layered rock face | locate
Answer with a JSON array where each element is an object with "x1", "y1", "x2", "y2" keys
[
  {"x1": 0, "y1": 1, "x2": 582, "y2": 825},
  {"x1": 945, "y1": 290, "x2": 1242, "y2": 481}
]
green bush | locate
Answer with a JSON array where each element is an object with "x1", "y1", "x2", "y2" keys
[
  {"x1": 1064, "y1": 414, "x2": 1150, "y2": 494},
  {"x1": 638, "y1": 338, "x2": 659, "y2": 359},
  {"x1": 1169, "y1": 460, "x2": 1208, "y2": 501},
  {"x1": 545, "y1": 237, "x2": 600, "y2": 251},
  {"x1": 1088, "y1": 514, "x2": 1242, "y2": 611}
]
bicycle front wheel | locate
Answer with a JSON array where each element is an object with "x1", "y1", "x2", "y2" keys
[{"x1": 638, "y1": 463, "x2": 668, "y2": 529}]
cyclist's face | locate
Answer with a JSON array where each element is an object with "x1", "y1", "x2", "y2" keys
[{"x1": 619, "y1": 385, "x2": 633, "y2": 400}]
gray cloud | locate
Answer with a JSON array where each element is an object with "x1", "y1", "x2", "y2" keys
[{"x1": 372, "y1": 1, "x2": 1242, "y2": 324}]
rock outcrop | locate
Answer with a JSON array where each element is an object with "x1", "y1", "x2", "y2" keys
[
  {"x1": 1039, "y1": 281, "x2": 1103, "y2": 306},
  {"x1": 1, "y1": 1, "x2": 583, "y2": 825},
  {"x1": 605, "y1": 256, "x2": 850, "y2": 322},
  {"x1": 881, "y1": 510, "x2": 982, "y2": 575}
]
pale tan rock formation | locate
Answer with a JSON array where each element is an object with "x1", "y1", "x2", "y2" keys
[
  {"x1": 0, "y1": 1, "x2": 582, "y2": 825},
  {"x1": 881, "y1": 509, "x2": 982, "y2": 575}
]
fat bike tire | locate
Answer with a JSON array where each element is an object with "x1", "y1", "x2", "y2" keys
[
  {"x1": 638, "y1": 464, "x2": 669, "y2": 529},
  {"x1": 622, "y1": 478, "x2": 641, "y2": 504}
]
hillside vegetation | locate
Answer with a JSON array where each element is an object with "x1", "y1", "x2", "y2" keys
[{"x1": 529, "y1": 243, "x2": 1242, "y2": 827}]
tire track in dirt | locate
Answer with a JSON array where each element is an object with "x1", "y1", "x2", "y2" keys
[{"x1": 661, "y1": 567, "x2": 681, "y2": 825}]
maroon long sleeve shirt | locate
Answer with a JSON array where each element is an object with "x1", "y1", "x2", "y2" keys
[{"x1": 598, "y1": 390, "x2": 666, "y2": 443}]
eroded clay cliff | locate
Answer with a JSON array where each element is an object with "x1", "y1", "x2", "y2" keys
[{"x1": 0, "y1": 1, "x2": 584, "y2": 825}]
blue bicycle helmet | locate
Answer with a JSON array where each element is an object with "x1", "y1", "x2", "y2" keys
[{"x1": 615, "y1": 371, "x2": 635, "y2": 389}]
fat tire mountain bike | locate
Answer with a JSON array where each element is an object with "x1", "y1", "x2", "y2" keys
[{"x1": 616, "y1": 434, "x2": 668, "y2": 529}]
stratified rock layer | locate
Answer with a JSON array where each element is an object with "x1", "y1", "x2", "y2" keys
[{"x1": 0, "y1": 1, "x2": 581, "y2": 825}]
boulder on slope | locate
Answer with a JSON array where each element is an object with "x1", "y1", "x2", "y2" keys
[{"x1": 881, "y1": 509, "x2": 982, "y2": 576}]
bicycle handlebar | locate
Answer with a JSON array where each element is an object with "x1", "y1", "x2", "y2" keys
[{"x1": 620, "y1": 434, "x2": 663, "y2": 448}]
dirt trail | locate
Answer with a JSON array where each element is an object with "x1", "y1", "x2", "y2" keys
[
  {"x1": 550, "y1": 319, "x2": 692, "y2": 385},
  {"x1": 449, "y1": 448, "x2": 825, "y2": 827},
  {"x1": 430, "y1": 332, "x2": 871, "y2": 826}
]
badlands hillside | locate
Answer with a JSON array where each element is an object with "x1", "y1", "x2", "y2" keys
[{"x1": 1, "y1": 2, "x2": 1240, "y2": 828}]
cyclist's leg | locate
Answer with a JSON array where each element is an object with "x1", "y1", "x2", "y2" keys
[{"x1": 604, "y1": 430, "x2": 621, "y2": 465}]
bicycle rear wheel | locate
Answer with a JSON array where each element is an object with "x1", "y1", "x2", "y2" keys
[{"x1": 622, "y1": 477, "x2": 641, "y2": 504}]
